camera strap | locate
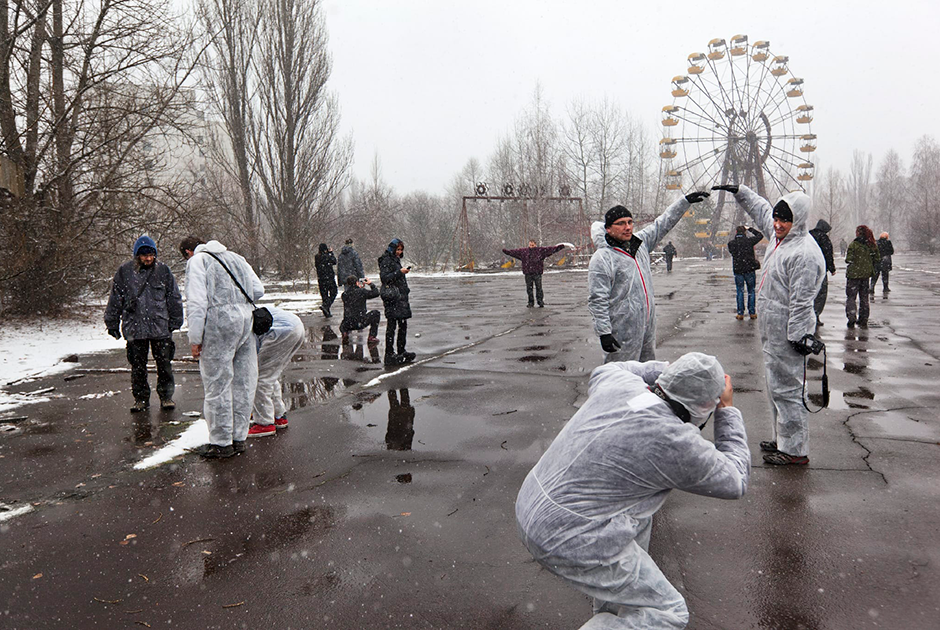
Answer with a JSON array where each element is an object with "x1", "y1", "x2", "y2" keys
[
  {"x1": 205, "y1": 251, "x2": 256, "y2": 307},
  {"x1": 801, "y1": 344, "x2": 829, "y2": 413}
]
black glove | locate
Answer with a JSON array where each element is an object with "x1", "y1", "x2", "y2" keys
[
  {"x1": 685, "y1": 191, "x2": 710, "y2": 204},
  {"x1": 790, "y1": 339, "x2": 812, "y2": 356},
  {"x1": 108, "y1": 328, "x2": 121, "y2": 340},
  {"x1": 711, "y1": 184, "x2": 739, "y2": 194},
  {"x1": 600, "y1": 334, "x2": 621, "y2": 353}
]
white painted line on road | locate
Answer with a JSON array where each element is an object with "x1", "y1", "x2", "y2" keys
[
  {"x1": 363, "y1": 326, "x2": 522, "y2": 388},
  {"x1": 133, "y1": 420, "x2": 209, "y2": 470}
]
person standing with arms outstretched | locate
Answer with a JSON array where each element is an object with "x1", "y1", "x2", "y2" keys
[{"x1": 502, "y1": 240, "x2": 565, "y2": 307}]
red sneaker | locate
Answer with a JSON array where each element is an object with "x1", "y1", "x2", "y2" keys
[
  {"x1": 274, "y1": 416, "x2": 288, "y2": 430},
  {"x1": 247, "y1": 423, "x2": 276, "y2": 438}
]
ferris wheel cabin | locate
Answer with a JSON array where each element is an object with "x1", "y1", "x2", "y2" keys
[
  {"x1": 707, "y1": 38, "x2": 726, "y2": 60},
  {"x1": 730, "y1": 35, "x2": 748, "y2": 56},
  {"x1": 786, "y1": 78, "x2": 804, "y2": 98},
  {"x1": 796, "y1": 105, "x2": 814, "y2": 124},
  {"x1": 752, "y1": 41, "x2": 770, "y2": 62},
  {"x1": 687, "y1": 53, "x2": 706, "y2": 75},
  {"x1": 662, "y1": 105, "x2": 680, "y2": 127},
  {"x1": 797, "y1": 163, "x2": 815, "y2": 181},
  {"x1": 800, "y1": 134, "x2": 817, "y2": 152},
  {"x1": 665, "y1": 170, "x2": 683, "y2": 190},
  {"x1": 770, "y1": 56, "x2": 789, "y2": 76},
  {"x1": 671, "y1": 76, "x2": 690, "y2": 97},
  {"x1": 659, "y1": 138, "x2": 677, "y2": 159}
]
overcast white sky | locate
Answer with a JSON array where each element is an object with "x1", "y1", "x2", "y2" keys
[{"x1": 324, "y1": 0, "x2": 937, "y2": 195}]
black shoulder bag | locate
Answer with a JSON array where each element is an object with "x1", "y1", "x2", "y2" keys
[{"x1": 204, "y1": 252, "x2": 272, "y2": 335}]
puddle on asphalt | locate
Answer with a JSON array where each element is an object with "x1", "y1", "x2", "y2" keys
[
  {"x1": 843, "y1": 363, "x2": 866, "y2": 375},
  {"x1": 346, "y1": 387, "x2": 494, "y2": 452},
  {"x1": 522, "y1": 345, "x2": 549, "y2": 351},
  {"x1": 844, "y1": 387, "x2": 875, "y2": 400},
  {"x1": 284, "y1": 377, "x2": 357, "y2": 410},
  {"x1": 519, "y1": 355, "x2": 549, "y2": 362},
  {"x1": 395, "y1": 473, "x2": 412, "y2": 484}
]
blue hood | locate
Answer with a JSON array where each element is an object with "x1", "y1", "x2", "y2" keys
[
  {"x1": 387, "y1": 238, "x2": 403, "y2": 254},
  {"x1": 133, "y1": 235, "x2": 157, "y2": 257}
]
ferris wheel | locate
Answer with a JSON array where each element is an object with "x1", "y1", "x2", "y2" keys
[{"x1": 659, "y1": 36, "x2": 816, "y2": 235}]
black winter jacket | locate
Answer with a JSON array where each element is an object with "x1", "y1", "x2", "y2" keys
[
  {"x1": 341, "y1": 283, "x2": 380, "y2": 329},
  {"x1": 877, "y1": 238, "x2": 894, "y2": 271},
  {"x1": 315, "y1": 251, "x2": 337, "y2": 286},
  {"x1": 809, "y1": 220, "x2": 836, "y2": 274},
  {"x1": 727, "y1": 228, "x2": 763, "y2": 275},
  {"x1": 378, "y1": 250, "x2": 412, "y2": 320},
  {"x1": 104, "y1": 260, "x2": 183, "y2": 341},
  {"x1": 336, "y1": 246, "x2": 364, "y2": 286}
]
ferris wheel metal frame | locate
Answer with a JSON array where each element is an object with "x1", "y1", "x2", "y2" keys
[{"x1": 659, "y1": 35, "x2": 816, "y2": 239}]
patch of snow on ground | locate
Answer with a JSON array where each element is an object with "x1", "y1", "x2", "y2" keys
[
  {"x1": 0, "y1": 318, "x2": 125, "y2": 387},
  {"x1": 78, "y1": 390, "x2": 121, "y2": 400},
  {"x1": 0, "y1": 503, "x2": 34, "y2": 522},
  {"x1": 133, "y1": 420, "x2": 209, "y2": 469}
]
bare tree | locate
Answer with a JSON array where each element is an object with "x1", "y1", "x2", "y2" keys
[
  {"x1": 847, "y1": 149, "x2": 873, "y2": 227},
  {"x1": 252, "y1": 0, "x2": 352, "y2": 279},
  {"x1": 874, "y1": 149, "x2": 905, "y2": 241},
  {"x1": 908, "y1": 135, "x2": 940, "y2": 253},
  {"x1": 198, "y1": 0, "x2": 262, "y2": 265},
  {"x1": 814, "y1": 166, "x2": 847, "y2": 243},
  {"x1": 0, "y1": 0, "x2": 205, "y2": 315}
]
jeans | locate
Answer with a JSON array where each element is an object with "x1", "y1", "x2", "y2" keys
[
  {"x1": 871, "y1": 268, "x2": 890, "y2": 293},
  {"x1": 734, "y1": 271, "x2": 756, "y2": 315},
  {"x1": 525, "y1": 273, "x2": 544, "y2": 305},
  {"x1": 665, "y1": 256, "x2": 673, "y2": 272},
  {"x1": 127, "y1": 338, "x2": 175, "y2": 403},
  {"x1": 846, "y1": 277, "x2": 870, "y2": 323}
]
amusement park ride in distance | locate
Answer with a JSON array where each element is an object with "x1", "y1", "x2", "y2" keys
[
  {"x1": 454, "y1": 182, "x2": 586, "y2": 272},
  {"x1": 660, "y1": 35, "x2": 816, "y2": 245}
]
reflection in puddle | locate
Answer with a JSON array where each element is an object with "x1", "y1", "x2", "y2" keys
[
  {"x1": 284, "y1": 377, "x2": 357, "y2": 410},
  {"x1": 843, "y1": 363, "x2": 866, "y2": 375},
  {"x1": 346, "y1": 387, "x2": 495, "y2": 451},
  {"x1": 844, "y1": 387, "x2": 875, "y2": 400},
  {"x1": 522, "y1": 345, "x2": 549, "y2": 351},
  {"x1": 341, "y1": 341, "x2": 381, "y2": 364},
  {"x1": 386, "y1": 389, "x2": 415, "y2": 451},
  {"x1": 395, "y1": 473, "x2": 413, "y2": 484}
]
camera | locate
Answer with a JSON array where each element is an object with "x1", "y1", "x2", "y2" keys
[{"x1": 800, "y1": 333, "x2": 825, "y2": 355}]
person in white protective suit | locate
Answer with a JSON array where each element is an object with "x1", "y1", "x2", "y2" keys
[
  {"x1": 180, "y1": 237, "x2": 265, "y2": 459},
  {"x1": 588, "y1": 192, "x2": 709, "y2": 363},
  {"x1": 248, "y1": 306, "x2": 305, "y2": 438},
  {"x1": 712, "y1": 184, "x2": 825, "y2": 466},
  {"x1": 515, "y1": 353, "x2": 750, "y2": 630}
]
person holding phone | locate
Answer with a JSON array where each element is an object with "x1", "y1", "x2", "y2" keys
[{"x1": 378, "y1": 238, "x2": 415, "y2": 366}]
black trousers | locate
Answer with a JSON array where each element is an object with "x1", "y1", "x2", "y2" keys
[
  {"x1": 126, "y1": 338, "x2": 175, "y2": 403},
  {"x1": 525, "y1": 273, "x2": 544, "y2": 305},
  {"x1": 814, "y1": 275, "x2": 828, "y2": 317},
  {"x1": 385, "y1": 318, "x2": 408, "y2": 355},
  {"x1": 319, "y1": 282, "x2": 337, "y2": 313},
  {"x1": 341, "y1": 310, "x2": 380, "y2": 337},
  {"x1": 871, "y1": 269, "x2": 889, "y2": 292}
]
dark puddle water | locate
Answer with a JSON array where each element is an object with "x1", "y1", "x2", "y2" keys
[{"x1": 345, "y1": 387, "x2": 493, "y2": 452}]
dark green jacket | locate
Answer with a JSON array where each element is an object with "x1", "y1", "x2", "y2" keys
[{"x1": 845, "y1": 238, "x2": 880, "y2": 279}]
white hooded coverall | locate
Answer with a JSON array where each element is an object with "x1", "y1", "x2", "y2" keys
[
  {"x1": 588, "y1": 197, "x2": 691, "y2": 362},
  {"x1": 731, "y1": 186, "x2": 825, "y2": 457},
  {"x1": 185, "y1": 241, "x2": 265, "y2": 446},
  {"x1": 515, "y1": 358, "x2": 750, "y2": 629},
  {"x1": 252, "y1": 307, "x2": 305, "y2": 426}
]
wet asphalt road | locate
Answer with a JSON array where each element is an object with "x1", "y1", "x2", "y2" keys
[{"x1": 1, "y1": 253, "x2": 939, "y2": 629}]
